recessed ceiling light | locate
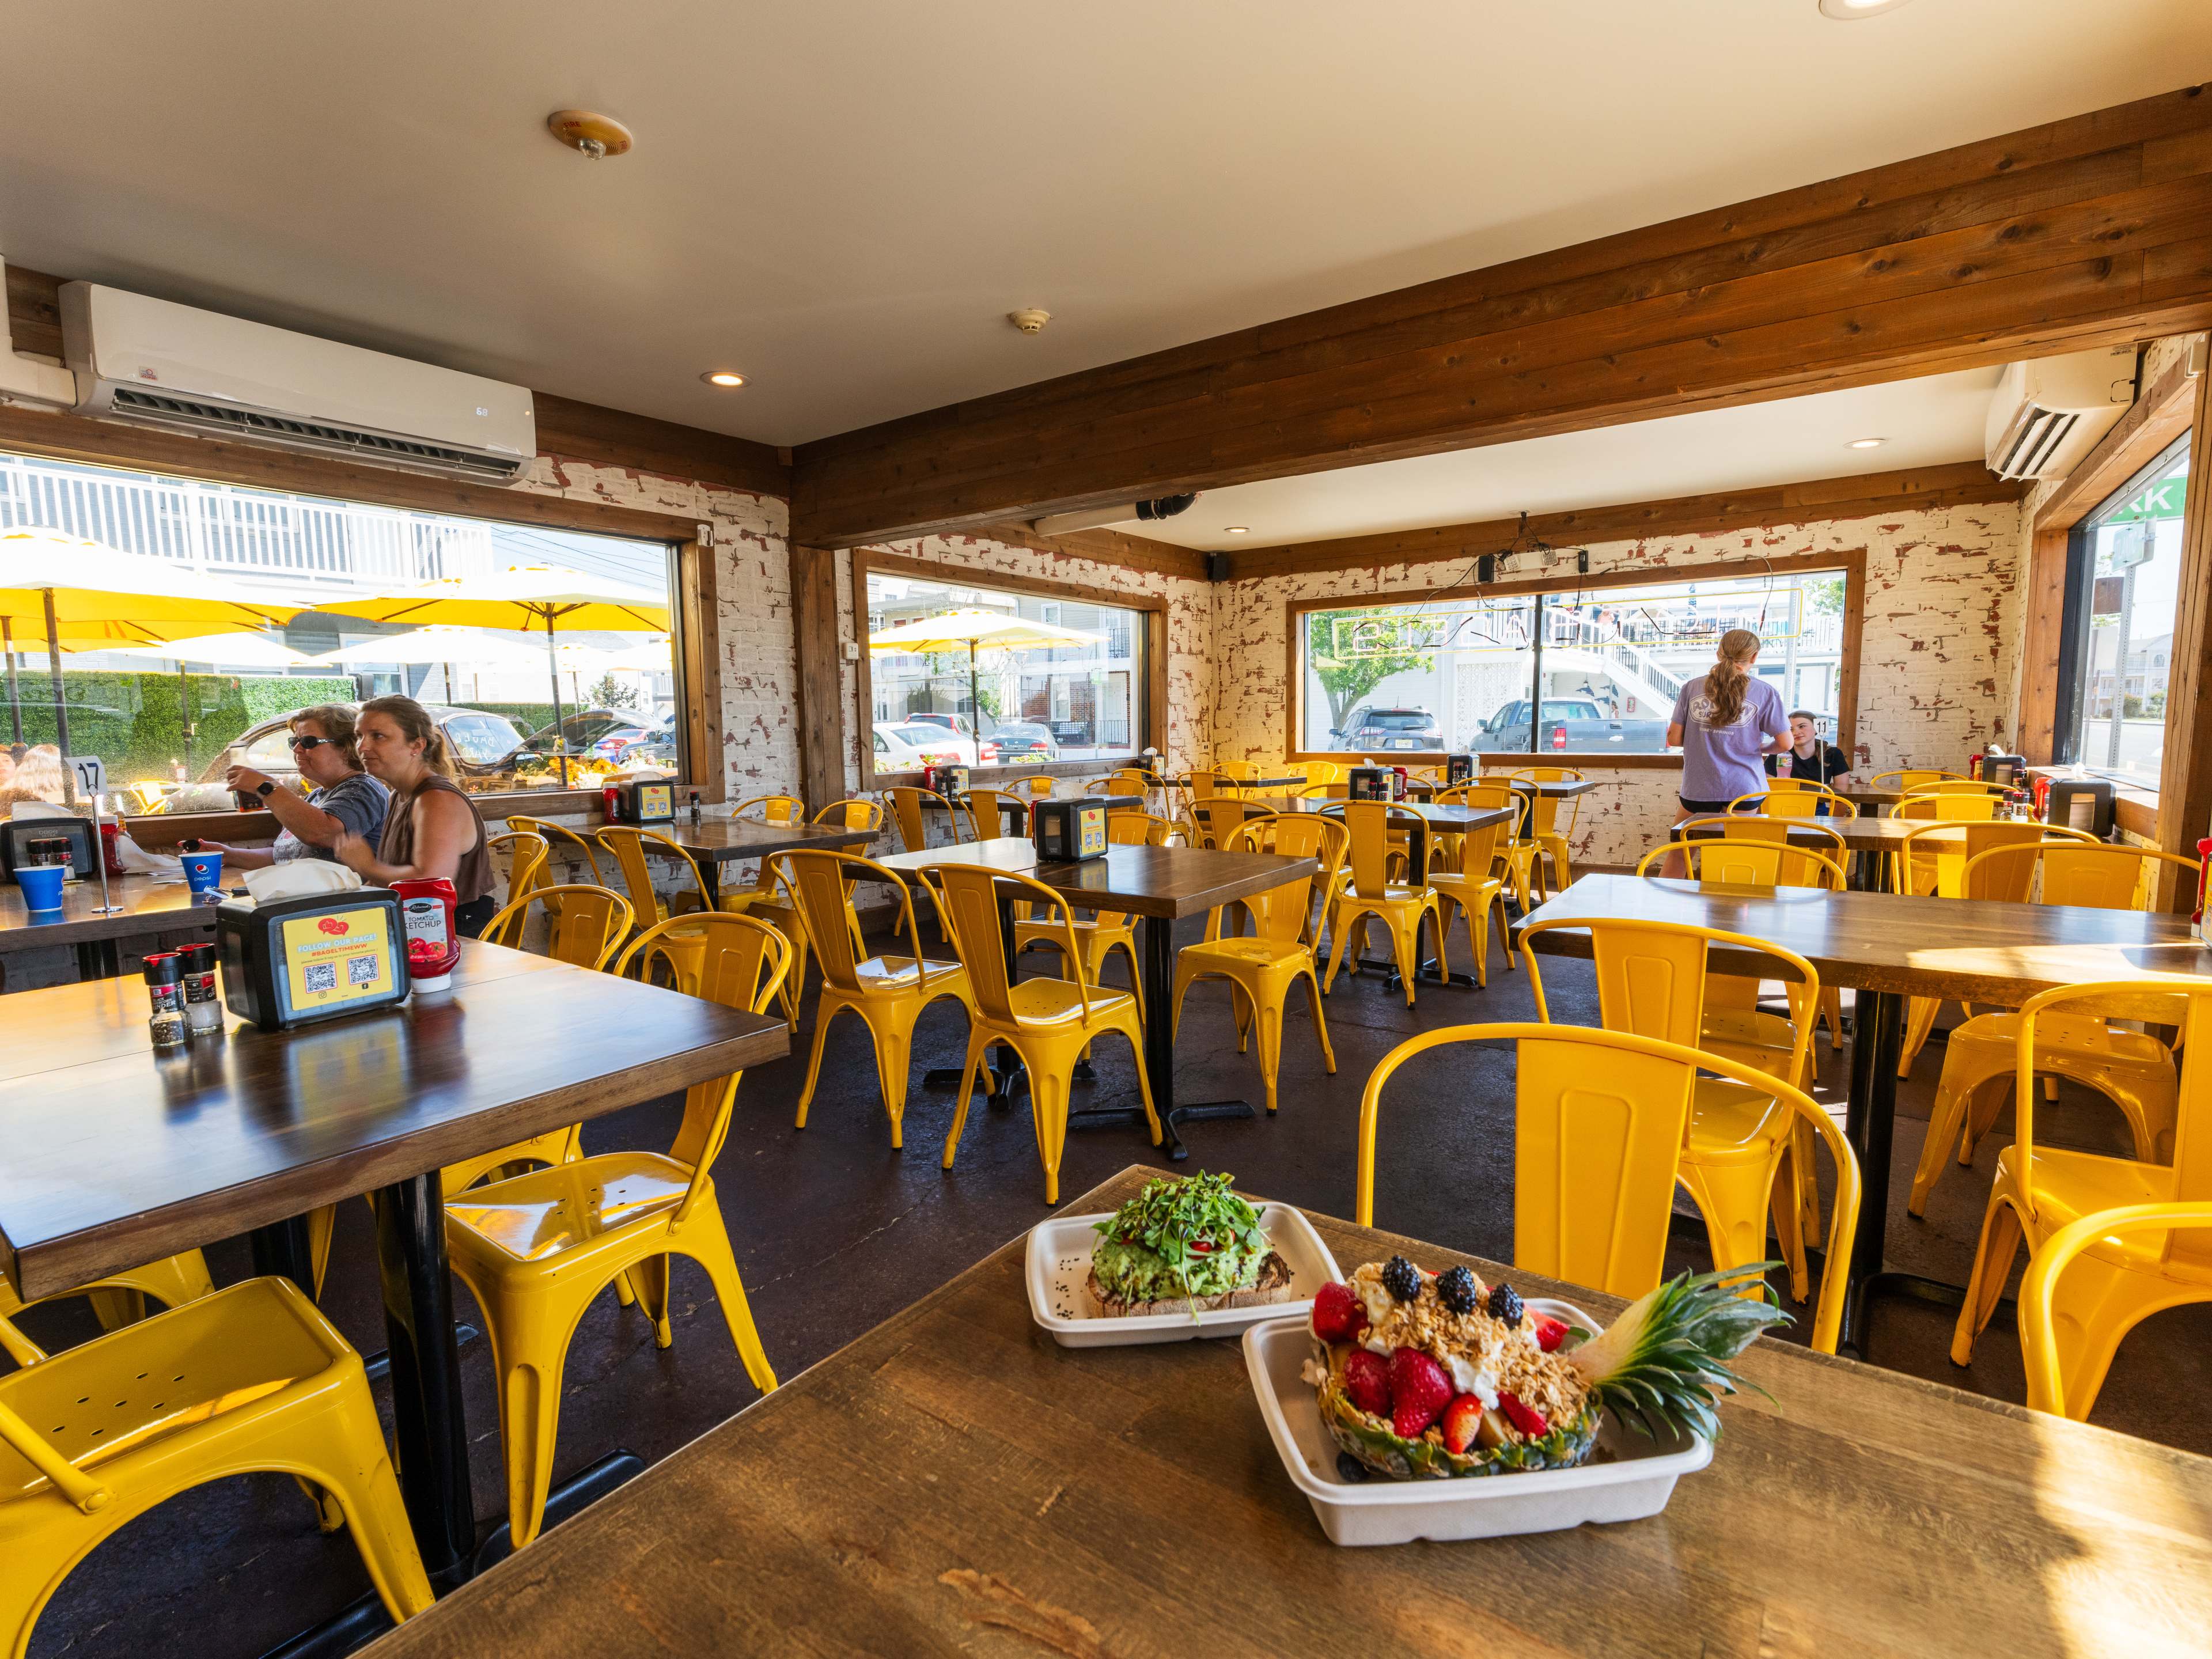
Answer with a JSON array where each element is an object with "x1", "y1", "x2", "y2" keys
[
  {"x1": 546, "y1": 109, "x2": 635, "y2": 160},
  {"x1": 700, "y1": 370, "x2": 747, "y2": 388},
  {"x1": 1819, "y1": 0, "x2": 1912, "y2": 17},
  {"x1": 1847, "y1": 437, "x2": 1887, "y2": 449},
  {"x1": 1224, "y1": 526, "x2": 1250, "y2": 535}
]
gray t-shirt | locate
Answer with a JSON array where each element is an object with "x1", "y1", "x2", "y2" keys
[
  {"x1": 1671, "y1": 672, "x2": 1786, "y2": 803},
  {"x1": 274, "y1": 771, "x2": 391, "y2": 863}
]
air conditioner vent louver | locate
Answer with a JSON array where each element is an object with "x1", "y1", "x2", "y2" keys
[
  {"x1": 107, "y1": 387, "x2": 526, "y2": 484},
  {"x1": 1983, "y1": 349, "x2": 2133, "y2": 482},
  {"x1": 1988, "y1": 405, "x2": 2081, "y2": 482}
]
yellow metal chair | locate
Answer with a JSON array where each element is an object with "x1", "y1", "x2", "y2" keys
[
  {"x1": 963, "y1": 787, "x2": 1028, "y2": 842},
  {"x1": 885, "y1": 786, "x2": 956, "y2": 853},
  {"x1": 1906, "y1": 843, "x2": 2201, "y2": 1219},
  {"x1": 1013, "y1": 809, "x2": 1164, "y2": 1011},
  {"x1": 1520, "y1": 915, "x2": 1834, "y2": 1309},
  {"x1": 0, "y1": 1252, "x2": 217, "y2": 1367},
  {"x1": 1635, "y1": 839, "x2": 1846, "y2": 891},
  {"x1": 1425, "y1": 810, "x2": 1513, "y2": 987},
  {"x1": 1952, "y1": 982, "x2": 2212, "y2": 1416},
  {"x1": 935, "y1": 865, "x2": 1159, "y2": 1202},
  {"x1": 1896, "y1": 790, "x2": 2002, "y2": 823},
  {"x1": 1322, "y1": 802, "x2": 1445, "y2": 1007},
  {"x1": 1093, "y1": 774, "x2": 1149, "y2": 798},
  {"x1": 785, "y1": 850, "x2": 982, "y2": 1147},
  {"x1": 1216, "y1": 759, "x2": 1258, "y2": 783},
  {"x1": 1677, "y1": 813, "x2": 1851, "y2": 1054},
  {"x1": 444, "y1": 914, "x2": 789, "y2": 1547},
  {"x1": 817, "y1": 797, "x2": 883, "y2": 835},
  {"x1": 504, "y1": 814, "x2": 608, "y2": 887},
  {"x1": 1354, "y1": 1022, "x2": 1858, "y2": 1351},
  {"x1": 1171, "y1": 815, "x2": 1343, "y2": 1113},
  {"x1": 1017, "y1": 775, "x2": 1056, "y2": 800},
  {"x1": 1187, "y1": 797, "x2": 1263, "y2": 850},
  {"x1": 1283, "y1": 759, "x2": 1345, "y2": 787},
  {"x1": 2021, "y1": 1202, "x2": 2212, "y2": 1420},
  {"x1": 1870, "y1": 769, "x2": 1963, "y2": 791},
  {"x1": 596, "y1": 825, "x2": 712, "y2": 930},
  {"x1": 1509, "y1": 768, "x2": 1582, "y2": 900},
  {"x1": 487, "y1": 829, "x2": 550, "y2": 908},
  {"x1": 733, "y1": 793, "x2": 805, "y2": 823},
  {"x1": 0, "y1": 1276, "x2": 434, "y2": 1651},
  {"x1": 1726, "y1": 786, "x2": 1857, "y2": 820}
]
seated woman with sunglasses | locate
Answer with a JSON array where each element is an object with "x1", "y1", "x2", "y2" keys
[{"x1": 198, "y1": 704, "x2": 392, "y2": 870}]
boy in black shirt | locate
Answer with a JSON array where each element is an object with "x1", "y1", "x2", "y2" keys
[{"x1": 1766, "y1": 710, "x2": 1853, "y2": 791}]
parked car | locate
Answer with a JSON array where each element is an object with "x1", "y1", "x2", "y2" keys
[
  {"x1": 589, "y1": 712, "x2": 674, "y2": 764},
  {"x1": 906, "y1": 712, "x2": 979, "y2": 738},
  {"x1": 1479, "y1": 698, "x2": 1671, "y2": 753},
  {"x1": 982, "y1": 720, "x2": 1058, "y2": 763},
  {"x1": 520, "y1": 708, "x2": 642, "y2": 758},
  {"x1": 1334, "y1": 706, "x2": 1440, "y2": 752},
  {"x1": 872, "y1": 720, "x2": 967, "y2": 775},
  {"x1": 152, "y1": 703, "x2": 528, "y2": 812}
]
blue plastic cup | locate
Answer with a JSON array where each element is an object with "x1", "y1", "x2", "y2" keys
[
  {"x1": 179, "y1": 850, "x2": 224, "y2": 897},
  {"x1": 16, "y1": 863, "x2": 65, "y2": 912}
]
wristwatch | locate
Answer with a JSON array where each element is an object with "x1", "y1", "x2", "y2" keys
[{"x1": 254, "y1": 781, "x2": 275, "y2": 799}]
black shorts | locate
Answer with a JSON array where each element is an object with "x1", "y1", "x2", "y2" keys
[{"x1": 1677, "y1": 797, "x2": 1752, "y2": 815}]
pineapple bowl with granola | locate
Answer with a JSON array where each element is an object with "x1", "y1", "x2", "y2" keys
[{"x1": 1303, "y1": 1255, "x2": 1786, "y2": 1480}]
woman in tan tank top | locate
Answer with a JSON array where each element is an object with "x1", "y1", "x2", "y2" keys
[{"x1": 333, "y1": 695, "x2": 499, "y2": 937}]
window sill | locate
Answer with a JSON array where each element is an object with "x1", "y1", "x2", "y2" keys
[{"x1": 1287, "y1": 751, "x2": 1687, "y2": 771}]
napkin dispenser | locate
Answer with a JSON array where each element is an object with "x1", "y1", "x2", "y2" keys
[
  {"x1": 1970, "y1": 751, "x2": 2030, "y2": 789},
  {"x1": 1033, "y1": 796, "x2": 1108, "y2": 862},
  {"x1": 1347, "y1": 766, "x2": 1392, "y2": 802},
  {"x1": 615, "y1": 779, "x2": 675, "y2": 824},
  {"x1": 924, "y1": 763, "x2": 969, "y2": 800},
  {"x1": 2042, "y1": 777, "x2": 2115, "y2": 839},
  {"x1": 217, "y1": 888, "x2": 411, "y2": 1030},
  {"x1": 1444, "y1": 753, "x2": 1475, "y2": 786},
  {"x1": 0, "y1": 816, "x2": 95, "y2": 880}
]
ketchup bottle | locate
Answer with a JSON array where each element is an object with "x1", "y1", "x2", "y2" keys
[{"x1": 393, "y1": 877, "x2": 460, "y2": 992}]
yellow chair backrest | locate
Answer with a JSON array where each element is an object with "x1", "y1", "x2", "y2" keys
[
  {"x1": 2018, "y1": 983, "x2": 2212, "y2": 1271},
  {"x1": 1896, "y1": 791, "x2": 1999, "y2": 821},
  {"x1": 782, "y1": 850, "x2": 921, "y2": 994},
  {"x1": 965, "y1": 787, "x2": 1027, "y2": 840},
  {"x1": 1025, "y1": 775, "x2": 1056, "y2": 799},
  {"x1": 480, "y1": 882, "x2": 634, "y2": 968},
  {"x1": 1685, "y1": 813, "x2": 1791, "y2": 845},
  {"x1": 1216, "y1": 759, "x2": 1257, "y2": 782},
  {"x1": 1510, "y1": 769, "x2": 1578, "y2": 837},
  {"x1": 1638, "y1": 839, "x2": 1843, "y2": 891},
  {"x1": 1730, "y1": 789, "x2": 1837, "y2": 819},
  {"x1": 1225, "y1": 814, "x2": 1344, "y2": 944},
  {"x1": 1096, "y1": 775, "x2": 1148, "y2": 797},
  {"x1": 1872, "y1": 769, "x2": 1962, "y2": 790},
  {"x1": 505, "y1": 814, "x2": 605, "y2": 886},
  {"x1": 1763, "y1": 777, "x2": 1831, "y2": 795},
  {"x1": 1894, "y1": 821, "x2": 2048, "y2": 899},
  {"x1": 1108, "y1": 810, "x2": 1171, "y2": 848},
  {"x1": 935, "y1": 865, "x2": 1095, "y2": 1027},
  {"x1": 488, "y1": 830, "x2": 550, "y2": 906},
  {"x1": 1961, "y1": 841, "x2": 2196, "y2": 911},
  {"x1": 816, "y1": 797, "x2": 885, "y2": 833},
  {"x1": 887, "y1": 786, "x2": 954, "y2": 853},
  {"x1": 734, "y1": 794, "x2": 804, "y2": 823},
  {"x1": 594, "y1": 825, "x2": 706, "y2": 919},
  {"x1": 1340, "y1": 801, "x2": 1423, "y2": 898},
  {"x1": 1190, "y1": 798, "x2": 1252, "y2": 849}
]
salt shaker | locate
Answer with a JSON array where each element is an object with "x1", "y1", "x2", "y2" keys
[{"x1": 179, "y1": 941, "x2": 222, "y2": 1036}]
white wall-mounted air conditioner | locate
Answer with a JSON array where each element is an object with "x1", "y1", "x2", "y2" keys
[
  {"x1": 60, "y1": 282, "x2": 535, "y2": 485},
  {"x1": 1983, "y1": 346, "x2": 2135, "y2": 482}
]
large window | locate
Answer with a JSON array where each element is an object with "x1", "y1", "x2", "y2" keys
[
  {"x1": 0, "y1": 449, "x2": 681, "y2": 811},
  {"x1": 1294, "y1": 564, "x2": 1850, "y2": 759},
  {"x1": 2058, "y1": 430, "x2": 2190, "y2": 789},
  {"x1": 863, "y1": 566, "x2": 1147, "y2": 772}
]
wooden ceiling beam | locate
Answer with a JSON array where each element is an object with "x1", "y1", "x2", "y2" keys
[
  {"x1": 1216, "y1": 460, "x2": 2027, "y2": 582},
  {"x1": 791, "y1": 84, "x2": 2212, "y2": 547}
]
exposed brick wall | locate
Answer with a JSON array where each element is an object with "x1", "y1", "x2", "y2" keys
[{"x1": 1212, "y1": 500, "x2": 2024, "y2": 868}]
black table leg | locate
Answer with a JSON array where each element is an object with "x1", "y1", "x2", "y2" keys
[
  {"x1": 372, "y1": 1170, "x2": 475, "y2": 1582},
  {"x1": 925, "y1": 887, "x2": 1026, "y2": 1099},
  {"x1": 74, "y1": 937, "x2": 120, "y2": 980},
  {"x1": 248, "y1": 1213, "x2": 319, "y2": 1295}
]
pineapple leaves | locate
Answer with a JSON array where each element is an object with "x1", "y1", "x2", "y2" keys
[{"x1": 1569, "y1": 1263, "x2": 1790, "y2": 1443}]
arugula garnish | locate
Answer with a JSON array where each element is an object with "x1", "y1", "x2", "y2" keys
[{"x1": 1093, "y1": 1172, "x2": 1268, "y2": 1316}]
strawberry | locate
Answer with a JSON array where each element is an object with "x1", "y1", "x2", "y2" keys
[
  {"x1": 1309, "y1": 1281, "x2": 1366, "y2": 1345},
  {"x1": 1388, "y1": 1347, "x2": 1452, "y2": 1438},
  {"x1": 1440, "y1": 1393, "x2": 1484, "y2": 1455},
  {"x1": 1531, "y1": 1314, "x2": 1570, "y2": 1353},
  {"x1": 1497, "y1": 1389, "x2": 1549, "y2": 1439},
  {"x1": 1342, "y1": 1349, "x2": 1392, "y2": 1417}
]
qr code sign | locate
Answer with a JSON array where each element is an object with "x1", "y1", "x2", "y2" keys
[
  {"x1": 346, "y1": 954, "x2": 380, "y2": 987},
  {"x1": 304, "y1": 962, "x2": 338, "y2": 993}
]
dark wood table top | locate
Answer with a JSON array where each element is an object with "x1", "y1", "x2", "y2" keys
[
  {"x1": 1167, "y1": 772, "x2": 1305, "y2": 789},
  {"x1": 0, "y1": 875, "x2": 215, "y2": 951},
  {"x1": 666, "y1": 817, "x2": 879, "y2": 862},
  {"x1": 1518, "y1": 873, "x2": 2211, "y2": 1001},
  {"x1": 1681, "y1": 814, "x2": 1988, "y2": 854},
  {"x1": 1412, "y1": 775, "x2": 1603, "y2": 799},
  {"x1": 0, "y1": 940, "x2": 788, "y2": 1299},
  {"x1": 368, "y1": 1163, "x2": 2212, "y2": 1659},
  {"x1": 872, "y1": 836, "x2": 1319, "y2": 921},
  {"x1": 1236, "y1": 796, "x2": 1515, "y2": 831}
]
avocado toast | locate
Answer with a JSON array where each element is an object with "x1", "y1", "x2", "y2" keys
[{"x1": 1086, "y1": 1172, "x2": 1294, "y2": 1318}]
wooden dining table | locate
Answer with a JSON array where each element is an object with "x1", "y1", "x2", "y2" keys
[
  {"x1": 365, "y1": 1162, "x2": 2212, "y2": 1659},
  {"x1": 870, "y1": 836, "x2": 1318, "y2": 1157},
  {"x1": 665, "y1": 815, "x2": 880, "y2": 906},
  {"x1": 1681, "y1": 812, "x2": 1994, "y2": 890},
  {"x1": 0, "y1": 939, "x2": 786, "y2": 1643},
  {"x1": 0, "y1": 872, "x2": 216, "y2": 980},
  {"x1": 1517, "y1": 873, "x2": 2212, "y2": 1356}
]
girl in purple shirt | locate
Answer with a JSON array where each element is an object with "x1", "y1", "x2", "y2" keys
[{"x1": 1662, "y1": 628, "x2": 1790, "y2": 876}]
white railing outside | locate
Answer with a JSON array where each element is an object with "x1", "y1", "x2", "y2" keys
[{"x1": 0, "y1": 453, "x2": 498, "y2": 588}]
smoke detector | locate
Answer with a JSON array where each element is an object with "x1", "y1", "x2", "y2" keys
[
  {"x1": 1008, "y1": 309, "x2": 1052, "y2": 335},
  {"x1": 547, "y1": 110, "x2": 635, "y2": 160}
]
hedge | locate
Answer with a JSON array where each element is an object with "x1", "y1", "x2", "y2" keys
[
  {"x1": 0, "y1": 669, "x2": 358, "y2": 782},
  {"x1": 454, "y1": 702, "x2": 560, "y2": 733}
]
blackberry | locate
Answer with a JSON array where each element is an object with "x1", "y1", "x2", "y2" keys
[
  {"x1": 1435, "y1": 1265, "x2": 1480, "y2": 1315},
  {"x1": 1380, "y1": 1254, "x2": 1422, "y2": 1303},
  {"x1": 1487, "y1": 1282, "x2": 1525, "y2": 1326}
]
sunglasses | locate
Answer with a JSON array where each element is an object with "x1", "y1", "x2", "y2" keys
[{"x1": 287, "y1": 735, "x2": 332, "y2": 752}]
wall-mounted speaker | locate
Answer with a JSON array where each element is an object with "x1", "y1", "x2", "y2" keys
[
  {"x1": 1206, "y1": 552, "x2": 1232, "y2": 581},
  {"x1": 1476, "y1": 554, "x2": 1496, "y2": 585}
]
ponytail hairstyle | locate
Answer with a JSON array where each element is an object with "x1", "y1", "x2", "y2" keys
[
  {"x1": 1702, "y1": 628, "x2": 1762, "y2": 730},
  {"x1": 358, "y1": 694, "x2": 458, "y2": 780}
]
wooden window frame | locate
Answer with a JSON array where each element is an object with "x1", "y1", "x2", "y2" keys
[
  {"x1": 0, "y1": 416, "x2": 724, "y2": 825},
  {"x1": 1284, "y1": 548, "x2": 1866, "y2": 770},
  {"x1": 853, "y1": 548, "x2": 1166, "y2": 790}
]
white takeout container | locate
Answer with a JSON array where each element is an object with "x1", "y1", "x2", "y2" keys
[
  {"x1": 1025, "y1": 1203, "x2": 1340, "y2": 1347},
  {"x1": 1242, "y1": 1301, "x2": 1714, "y2": 1546}
]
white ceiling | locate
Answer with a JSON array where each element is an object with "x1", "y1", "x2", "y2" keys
[
  {"x1": 0, "y1": 2, "x2": 2205, "y2": 450},
  {"x1": 1139, "y1": 367, "x2": 2010, "y2": 550}
]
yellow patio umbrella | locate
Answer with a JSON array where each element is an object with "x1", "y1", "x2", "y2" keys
[
  {"x1": 866, "y1": 607, "x2": 1102, "y2": 765},
  {"x1": 0, "y1": 532, "x2": 306, "y2": 796},
  {"x1": 317, "y1": 566, "x2": 672, "y2": 783}
]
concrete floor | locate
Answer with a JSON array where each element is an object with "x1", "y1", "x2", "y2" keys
[{"x1": 14, "y1": 921, "x2": 2212, "y2": 1656}]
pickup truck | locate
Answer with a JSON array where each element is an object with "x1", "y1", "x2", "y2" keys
[{"x1": 1479, "y1": 698, "x2": 1671, "y2": 753}]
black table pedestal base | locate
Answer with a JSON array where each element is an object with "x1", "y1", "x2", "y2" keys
[{"x1": 1065, "y1": 1096, "x2": 1255, "y2": 1161}]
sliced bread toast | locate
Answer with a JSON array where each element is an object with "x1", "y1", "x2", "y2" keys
[{"x1": 1085, "y1": 1249, "x2": 1294, "y2": 1319}]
